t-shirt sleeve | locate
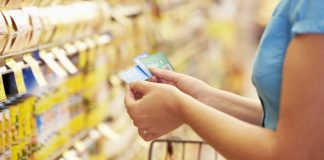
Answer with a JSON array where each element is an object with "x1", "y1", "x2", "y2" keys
[{"x1": 291, "y1": 0, "x2": 324, "y2": 35}]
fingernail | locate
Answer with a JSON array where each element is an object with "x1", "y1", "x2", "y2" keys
[{"x1": 150, "y1": 67, "x2": 157, "y2": 72}]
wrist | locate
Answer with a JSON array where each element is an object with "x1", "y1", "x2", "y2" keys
[
  {"x1": 197, "y1": 85, "x2": 217, "y2": 104},
  {"x1": 177, "y1": 92, "x2": 198, "y2": 125}
]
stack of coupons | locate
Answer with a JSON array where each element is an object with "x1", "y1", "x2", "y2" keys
[{"x1": 119, "y1": 52, "x2": 174, "y2": 84}]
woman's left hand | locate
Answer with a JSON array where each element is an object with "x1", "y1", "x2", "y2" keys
[{"x1": 124, "y1": 80, "x2": 188, "y2": 141}]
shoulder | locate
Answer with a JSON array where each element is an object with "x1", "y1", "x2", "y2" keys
[{"x1": 289, "y1": 0, "x2": 324, "y2": 20}]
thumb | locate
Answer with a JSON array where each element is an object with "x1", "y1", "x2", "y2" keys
[
  {"x1": 150, "y1": 67, "x2": 181, "y2": 84},
  {"x1": 130, "y1": 81, "x2": 154, "y2": 94}
]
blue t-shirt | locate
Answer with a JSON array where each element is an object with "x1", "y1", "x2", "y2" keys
[{"x1": 252, "y1": 0, "x2": 324, "y2": 130}]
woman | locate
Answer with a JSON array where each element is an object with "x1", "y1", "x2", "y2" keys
[{"x1": 124, "y1": 0, "x2": 324, "y2": 159}]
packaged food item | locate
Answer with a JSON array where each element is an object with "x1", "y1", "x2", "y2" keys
[
  {"x1": 0, "y1": 0, "x2": 5, "y2": 8},
  {"x1": 96, "y1": 1, "x2": 112, "y2": 33},
  {"x1": 21, "y1": 7, "x2": 43, "y2": 47},
  {"x1": 3, "y1": 105, "x2": 11, "y2": 160},
  {"x1": 9, "y1": 102, "x2": 20, "y2": 160},
  {"x1": 22, "y1": 0, "x2": 40, "y2": 7},
  {"x1": 17, "y1": 98, "x2": 28, "y2": 160},
  {"x1": 4, "y1": 0, "x2": 23, "y2": 9},
  {"x1": 38, "y1": 8, "x2": 54, "y2": 44},
  {"x1": 0, "y1": 105, "x2": 5, "y2": 159},
  {"x1": 23, "y1": 96, "x2": 35, "y2": 158},
  {"x1": 1, "y1": 10, "x2": 15, "y2": 54},
  {"x1": 48, "y1": 6, "x2": 65, "y2": 42},
  {"x1": 1, "y1": 10, "x2": 31, "y2": 53},
  {"x1": 0, "y1": 12, "x2": 8, "y2": 55},
  {"x1": 38, "y1": 0, "x2": 51, "y2": 6}
]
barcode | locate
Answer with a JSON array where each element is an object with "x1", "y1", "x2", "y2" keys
[{"x1": 162, "y1": 64, "x2": 172, "y2": 71}]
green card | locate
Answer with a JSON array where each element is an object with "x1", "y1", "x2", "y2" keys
[{"x1": 140, "y1": 52, "x2": 175, "y2": 71}]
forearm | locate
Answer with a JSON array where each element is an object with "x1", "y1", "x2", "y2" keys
[
  {"x1": 180, "y1": 96, "x2": 276, "y2": 160},
  {"x1": 200, "y1": 87, "x2": 263, "y2": 125}
]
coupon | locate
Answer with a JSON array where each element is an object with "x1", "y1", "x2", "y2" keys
[
  {"x1": 139, "y1": 52, "x2": 174, "y2": 71},
  {"x1": 133, "y1": 52, "x2": 152, "y2": 77},
  {"x1": 119, "y1": 66, "x2": 149, "y2": 84}
]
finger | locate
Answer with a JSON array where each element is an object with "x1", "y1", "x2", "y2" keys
[
  {"x1": 124, "y1": 86, "x2": 136, "y2": 108},
  {"x1": 130, "y1": 81, "x2": 154, "y2": 94},
  {"x1": 138, "y1": 129, "x2": 155, "y2": 142},
  {"x1": 159, "y1": 79, "x2": 172, "y2": 85},
  {"x1": 149, "y1": 76, "x2": 158, "y2": 83},
  {"x1": 150, "y1": 67, "x2": 181, "y2": 84}
]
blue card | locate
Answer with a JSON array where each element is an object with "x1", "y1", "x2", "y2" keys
[
  {"x1": 119, "y1": 66, "x2": 149, "y2": 84},
  {"x1": 133, "y1": 52, "x2": 153, "y2": 77}
]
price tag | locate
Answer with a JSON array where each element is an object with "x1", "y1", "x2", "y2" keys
[
  {"x1": 0, "y1": 67, "x2": 7, "y2": 102},
  {"x1": 51, "y1": 48, "x2": 78, "y2": 74},
  {"x1": 84, "y1": 39, "x2": 97, "y2": 66},
  {"x1": 74, "y1": 41, "x2": 87, "y2": 69},
  {"x1": 23, "y1": 54, "x2": 47, "y2": 87},
  {"x1": 97, "y1": 123, "x2": 120, "y2": 141},
  {"x1": 63, "y1": 43, "x2": 77, "y2": 56},
  {"x1": 40, "y1": 51, "x2": 68, "y2": 78},
  {"x1": 5, "y1": 58, "x2": 27, "y2": 95}
]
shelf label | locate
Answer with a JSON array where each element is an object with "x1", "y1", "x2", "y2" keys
[
  {"x1": 52, "y1": 47, "x2": 78, "y2": 74},
  {"x1": 40, "y1": 51, "x2": 68, "y2": 78},
  {"x1": 5, "y1": 58, "x2": 27, "y2": 95},
  {"x1": 74, "y1": 41, "x2": 87, "y2": 69},
  {"x1": 0, "y1": 67, "x2": 7, "y2": 102},
  {"x1": 23, "y1": 54, "x2": 47, "y2": 87},
  {"x1": 63, "y1": 43, "x2": 78, "y2": 55}
]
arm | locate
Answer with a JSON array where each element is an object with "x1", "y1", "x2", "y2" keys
[
  {"x1": 150, "y1": 68, "x2": 263, "y2": 125},
  {"x1": 203, "y1": 87, "x2": 262, "y2": 126},
  {"x1": 126, "y1": 35, "x2": 324, "y2": 159},
  {"x1": 180, "y1": 34, "x2": 324, "y2": 159}
]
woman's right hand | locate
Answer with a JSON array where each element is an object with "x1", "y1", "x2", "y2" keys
[{"x1": 149, "y1": 68, "x2": 213, "y2": 104}]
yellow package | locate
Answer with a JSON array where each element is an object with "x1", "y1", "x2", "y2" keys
[
  {"x1": 17, "y1": 100, "x2": 27, "y2": 159},
  {"x1": 0, "y1": 107, "x2": 4, "y2": 157},
  {"x1": 9, "y1": 103, "x2": 20, "y2": 160},
  {"x1": 23, "y1": 96, "x2": 35, "y2": 158},
  {"x1": 3, "y1": 107, "x2": 11, "y2": 160}
]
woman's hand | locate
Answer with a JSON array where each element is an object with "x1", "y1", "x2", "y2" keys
[
  {"x1": 150, "y1": 68, "x2": 213, "y2": 104},
  {"x1": 124, "y1": 80, "x2": 190, "y2": 141},
  {"x1": 150, "y1": 68, "x2": 263, "y2": 126}
]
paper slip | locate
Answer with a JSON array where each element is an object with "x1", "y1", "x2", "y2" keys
[
  {"x1": 119, "y1": 66, "x2": 149, "y2": 84},
  {"x1": 139, "y1": 52, "x2": 174, "y2": 71},
  {"x1": 133, "y1": 52, "x2": 152, "y2": 77}
]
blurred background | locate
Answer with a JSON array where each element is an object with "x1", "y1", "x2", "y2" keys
[{"x1": 0, "y1": 0, "x2": 280, "y2": 159}]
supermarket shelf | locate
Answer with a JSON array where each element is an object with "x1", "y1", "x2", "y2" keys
[
  {"x1": 160, "y1": 0, "x2": 188, "y2": 12},
  {"x1": 48, "y1": 130, "x2": 89, "y2": 160},
  {"x1": 0, "y1": 32, "x2": 111, "y2": 78},
  {"x1": 118, "y1": 5, "x2": 143, "y2": 18},
  {"x1": 0, "y1": 32, "x2": 109, "y2": 61},
  {"x1": 104, "y1": 126, "x2": 138, "y2": 159},
  {"x1": 0, "y1": 4, "x2": 143, "y2": 61}
]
